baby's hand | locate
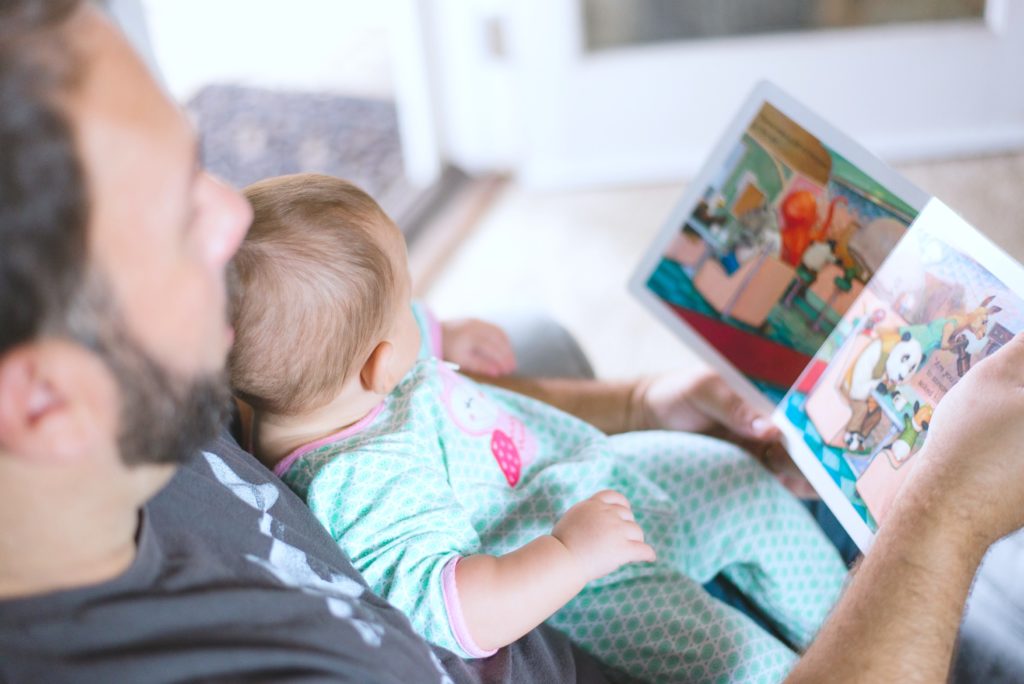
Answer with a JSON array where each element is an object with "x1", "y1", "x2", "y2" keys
[
  {"x1": 441, "y1": 318, "x2": 516, "y2": 377},
  {"x1": 552, "y1": 490, "x2": 656, "y2": 582}
]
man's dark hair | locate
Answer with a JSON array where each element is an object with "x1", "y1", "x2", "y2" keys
[
  {"x1": 0, "y1": 0, "x2": 86, "y2": 354},
  {"x1": 0, "y1": 0, "x2": 231, "y2": 465}
]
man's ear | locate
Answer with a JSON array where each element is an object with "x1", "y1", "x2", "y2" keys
[
  {"x1": 359, "y1": 341, "x2": 395, "y2": 396},
  {"x1": 0, "y1": 342, "x2": 116, "y2": 465}
]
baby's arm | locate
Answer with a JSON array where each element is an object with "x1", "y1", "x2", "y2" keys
[
  {"x1": 306, "y1": 432, "x2": 651, "y2": 657},
  {"x1": 455, "y1": 489, "x2": 655, "y2": 652}
]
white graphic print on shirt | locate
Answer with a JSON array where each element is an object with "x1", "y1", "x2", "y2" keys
[{"x1": 202, "y1": 451, "x2": 386, "y2": 646}]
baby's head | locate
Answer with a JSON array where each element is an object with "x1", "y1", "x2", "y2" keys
[{"x1": 229, "y1": 173, "x2": 420, "y2": 420}]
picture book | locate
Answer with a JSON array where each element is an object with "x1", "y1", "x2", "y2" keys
[{"x1": 629, "y1": 82, "x2": 1024, "y2": 551}]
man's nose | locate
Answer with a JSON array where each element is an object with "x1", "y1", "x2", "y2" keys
[{"x1": 202, "y1": 173, "x2": 253, "y2": 267}]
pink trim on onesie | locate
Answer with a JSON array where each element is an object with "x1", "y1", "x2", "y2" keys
[
  {"x1": 273, "y1": 402, "x2": 386, "y2": 477},
  {"x1": 441, "y1": 556, "x2": 497, "y2": 658},
  {"x1": 425, "y1": 306, "x2": 444, "y2": 358}
]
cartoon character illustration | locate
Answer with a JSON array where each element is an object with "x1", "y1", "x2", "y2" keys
[
  {"x1": 843, "y1": 387, "x2": 907, "y2": 454},
  {"x1": 842, "y1": 328, "x2": 923, "y2": 403},
  {"x1": 736, "y1": 202, "x2": 777, "y2": 237},
  {"x1": 779, "y1": 192, "x2": 847, "y2": 267},
  {"x1": 801, "y1": 240, "x2": 836, "y2": 274},
  {"x1": 900, "y1": 296, "x2": 1001, "y2": 356},
  {"x1": 941, "y1": 295, "x2": 1002, "y2": 348},
  {"x1": 443, "y1": 377, "x2": 501, "y2": 435},
  {"x1": 840, "y1": 328, "x2": 924, "y2": 452},
  {"x1": 708, "y1": 219, "x2": 753, "y2": 274},
  {"x1": 842, "y1": 396, "x2": 882, "y2": 453},
  {"x1": 949, "y1": 333, "x2": 973, "y2": 376},
  {"x1": 693, "y1": 196, "x2": 729, "y2": 230},
  {"x1": 882, "y1": 401, "x2": 933, "y2": 468},
  {"x1": 933, "y1": 295, "x2": 1002, "y2": 376},
  {"x1": 889, "y1": 389, "x2": 908, "y2": 413},
  {"x1": 439, "y1": 364, "x2": 537, "y2": 486},
  {"x1": 734, "y1": 202, "x2": 780, "y2": 264},
  {"x1": 781, "y1": 239, "x2": 837, "y2": 308},
  {"x1": 830, "y1": 224, "x2": 861, "y2": 276}
]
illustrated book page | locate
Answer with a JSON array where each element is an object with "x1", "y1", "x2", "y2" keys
[
  {"x1": 630, "y1": 81, "x2": 929, "y2": 416},
  {"x1": 776, "y1": 200, "x2": 1024, "y2": 550}
]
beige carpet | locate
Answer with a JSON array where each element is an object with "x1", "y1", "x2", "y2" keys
[{"x1": 421, "y1": 152, "x2": 1024, "y2": 380}]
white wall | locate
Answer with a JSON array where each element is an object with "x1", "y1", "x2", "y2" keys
[
  {"x1": 140, "y1": 0, "x2": 395, "y2": 103},
  {"x1": 422, "y1": 0, "x2": 1024, "y2": 188},
  {"x1": 130, "y1": 1, "x2": 443, "y2": 186}
]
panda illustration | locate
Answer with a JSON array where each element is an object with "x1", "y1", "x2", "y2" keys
[{"x1": 843, "y1": 330, "x2": 924, "y2": 403}]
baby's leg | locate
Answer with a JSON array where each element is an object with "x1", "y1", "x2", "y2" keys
[
  {"x1": 607, "y1": 431, "x2": 847, "y2": 650},
  {"x1": 548, "y1": 564, "x2": 797, "y2": 683}
]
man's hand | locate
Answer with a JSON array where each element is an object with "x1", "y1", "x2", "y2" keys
[
  {"x1": 908, "y1": 332, "x2": 1024, "y2": 546},
  {"x1": 633, "y1": 369, "x2": 815, "y2": 497},
  {"x1": 552, "y1": 490, "x2": 656, "y2": 582},
  {"x1": 789, "y1": 336, "x2": 1024, "y2": 684},
  {"x1": 441, "y1": 318, "x2": 516, "y2": 377}
]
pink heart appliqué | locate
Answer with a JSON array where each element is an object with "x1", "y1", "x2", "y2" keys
[{"x1": 490, "y1": 429, "x2": 521, "y2": 487}]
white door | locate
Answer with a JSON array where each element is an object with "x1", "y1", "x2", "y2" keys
[{"x1": 424, "y1": 0, "x2": 1024, "y2": 188}]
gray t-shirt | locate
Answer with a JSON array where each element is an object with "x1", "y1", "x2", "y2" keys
[{"x1": 0, "y1": 430, "x2": 611, "y2": 683}]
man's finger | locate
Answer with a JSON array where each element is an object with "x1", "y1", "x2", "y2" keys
[
  {"x1": 485, "y1": 332, "x2": 517, "y2": 373},
  {"x1": 750, "y1": 416, "x2": 779, "y2": 440},
  {"x1": 779, "y1": 473, "x2": 818, "y2": 499},
  {"x1": 701, "y1": 378, "x2": 779, "y2": 441},
  {"x1": 760, "y1": 442, "x2": 793, "y2": 470},
  {"x1": 475, "y1": 345, "x2": 515, "y2": 376},
  {"x1": 474, "y1": 352, "x2": 505, "y2": 377}
]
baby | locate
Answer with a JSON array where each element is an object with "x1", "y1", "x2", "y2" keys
[{"x1": 229, "y1": 173, "x2": 847, "y2": 683}]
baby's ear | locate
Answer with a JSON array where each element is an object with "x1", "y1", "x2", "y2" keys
[{"x1": 360, "y1": 341, "x2": 395, "y2": 395}]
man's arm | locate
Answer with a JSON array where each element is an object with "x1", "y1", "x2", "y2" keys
[
  {"x1": 473, "y1": 367, "x2": 769, "y2": 436},
  {"x1": 792, "y1": 333, "x2": 1024, "y2": 682},
  {"x1": 488, "y1": 334, "x2": 1024, "y2": 682},
  {"x1": 471, "y1": 373, "x2": 642, "y2": 435},
  {"x1": 474, "y1": 369, "x2": 814, "y2": 495},
  {"x1": 788, "y1": 482, "x2": 984, "y2": 682}
]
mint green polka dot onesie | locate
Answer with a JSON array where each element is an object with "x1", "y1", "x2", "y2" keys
[{"x1": 277, "y1": 305, "x2": 847, "y2": 683}]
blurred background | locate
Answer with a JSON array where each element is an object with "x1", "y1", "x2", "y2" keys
[{"x1": 110, "y1": 0, "x2": 1024, "y2": 379}]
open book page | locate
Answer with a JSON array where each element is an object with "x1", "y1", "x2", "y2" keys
[
  {"x1": 630, "y1": 82, "x2": 928, "y2": 415},
  {"x1": 776, "y1": 199, "x2": 1024, "y2": 551}
]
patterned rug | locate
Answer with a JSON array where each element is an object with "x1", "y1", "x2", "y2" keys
[{"x1": 187, "y1": 84, "x2": 407, "y2": 212}]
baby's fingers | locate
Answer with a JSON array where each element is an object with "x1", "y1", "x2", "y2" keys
[
  {"x1": 626, "y1": 540, "x2": 657, "y2": 564},
  {"x1": 620, "y1": 518, "x2": 646, "y2": 543},
  {"x1": 593, "y1": 489, "x2": 631, "y2": 508}
]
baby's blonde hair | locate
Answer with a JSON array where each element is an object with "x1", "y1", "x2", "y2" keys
[{"x1": 229, "y1": 173, "x2": 396, "y2": 416}]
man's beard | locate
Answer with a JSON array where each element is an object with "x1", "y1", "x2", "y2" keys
[
  {"x1": 66, "y1": 278, "x2": 231, "y2": 466},
  {"x1": 102, "y1": 328, "x2": 231, "y2": 466}
]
